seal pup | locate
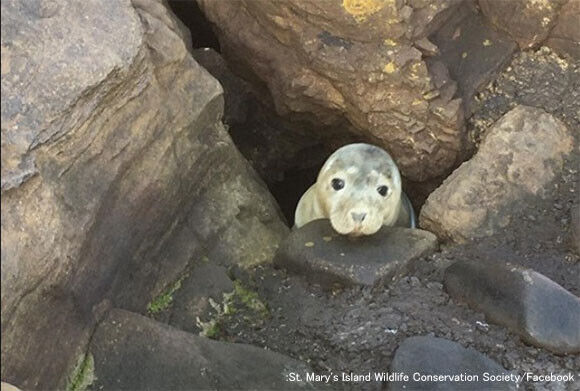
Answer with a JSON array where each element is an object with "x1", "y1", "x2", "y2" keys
[{"x1": 294, "y1": 143, "x2": 415, "y2": 236}]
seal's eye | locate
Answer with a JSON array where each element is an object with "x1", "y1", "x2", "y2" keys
[
  {"x1": 331, "y1": 178, "x2": 345, "y2": 191},
  {"x1": 377, "y1": 185, "x2": 389, "y2": 197}
]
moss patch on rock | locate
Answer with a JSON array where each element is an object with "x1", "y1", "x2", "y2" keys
[
  {"x1": 147, "y1": 273, "x2": 188, "y2": 315},
  {"x1": 66, "y1": 353, "x2": 95, "y2": 391},
  {"x1": 232, "y1": 280, "x2": 269, "y2": 318},
  {"x1": 197, "y1": 280, "x2": 269, "y2": 339}
]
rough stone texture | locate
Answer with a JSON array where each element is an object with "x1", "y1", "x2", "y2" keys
[
  {"x1": 420, "y1": 105, "x2": 574, "y2": 243},
  {"x1": 429, "y1": 3, "x2": 517, "y2": 115},
  {"x1": 571, "y1": 204, "x2": 580, "y2": 255},
  {"x1": 191, "y1": 47, "x2": 349, "y2": 174},
  {"x1": 479, "y1": 0, "x2": 564, "y2": 50},
  {"x1": 90, "y1": 309, "x2": 316, "y2": 390},
  {"x1": 388, "y1": 336, "x2": 516, "y2": 390},
  {"x1": 545, "y1": 0, "x2": 580, "y2": 60},
  {"x1": 206, "y1": 47, "x2": 580, "y2": 391},
  {"x1": 166, "y1": 263, "x2": 234, "y2": 334},
  {"x1": 445, "y1": 261, "x2": 580, "y2": 354},
  {"x1": 0, "y1": 0, "x2": 287, "y2": 389},
  {"x1": 197, "y1": 0, "x2": 469, "y2": 182},
  {"x1": 274, "y1": 220, "x2": 438, "y2": 288}
]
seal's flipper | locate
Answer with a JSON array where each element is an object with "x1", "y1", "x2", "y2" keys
[{"x1": 402, "y1": 192, "x2": 416, "y2": 229}]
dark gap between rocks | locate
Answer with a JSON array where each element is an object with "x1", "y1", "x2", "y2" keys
[
  {"x1": 261, "y1": 158, "x2": 321, "y2": 226},
  {"x1": 167, "y1": 0, "x2": 220, "y2": 51}
]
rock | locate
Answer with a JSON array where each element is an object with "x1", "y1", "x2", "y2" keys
[
  {"x1": 1, "y1": 0, "x2": 287, "y2": 389},
  {"x1": 274, "y1": 220, "x2": 438, "y2": 288},
  {"x1": 90, "y1": 309, "x2": 316, "y2": 390},
  {"x1": 420, "y1": 105, "x2": 574, "y2": 243},
  {"x1": 571, "y1": 204, "x2": 580, "y2": 255},
  {"x1": 429, "y1": 2, "x2": 517, "y2": 115},
  {"x1": 197, "y1": 0, "x2": 469, "y2": 182},
  {"x1": 479, "y1": 0, "x2": 563, "y2": 49},
  {"x1": 445, "y1": 261, "x2": 580, "y2": 354},
  {"x1": 166, "y1": 263, "x2": 234, "y2": 334},
  {"x1": 192, "y1": 47, "x2": 350, "y2": 223},
  {"x1": 545, "y1": 0, "x2": 580, "y2": 60},
  {"x1": 388, "y1": 336, "x2": 516, "y2": 390},
  {"x1": 191, "y1": 47, "x2": 336, "y2": 185}
]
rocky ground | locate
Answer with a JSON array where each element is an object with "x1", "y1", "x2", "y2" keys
[
  {"x1": 209, "y1": 48, "x2": 580, "y2": 391},
  {"x1": 3, "y1": 1, "x2": 579, "y2": 390}
]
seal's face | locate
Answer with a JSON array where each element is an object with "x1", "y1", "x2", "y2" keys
[{"x1": 316, "y1": 144, "x2": 402, "y2": 236}]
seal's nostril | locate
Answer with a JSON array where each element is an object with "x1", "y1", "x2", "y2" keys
[{"x1": 351, "y1": 212, "x2": 366, "y2": 222}]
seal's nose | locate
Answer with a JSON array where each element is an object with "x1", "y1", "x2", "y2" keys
[{"x1": 351, "y1": 212, "x2": 366, "y2": 223}]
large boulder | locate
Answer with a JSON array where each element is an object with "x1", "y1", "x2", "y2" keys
[
  {"x1": 0, "y1": 0, "x2": 287, "y2": 389},
  {"x1": 479, "y1": 0, "x2": 564, "y2": 50},
  {"x1": 420, "y1": 105, "x2": 574, "y2": 243},
  {"x1": 197, "y1": 0, "x2": 472, "y2": 181},
  {"x1": 428, "y1": 3, "x2": 517, "y2": 116},
  {"x1": 445, "y1": 261, "x2": 580, "y2": 354},
  {"x1": 90, "y1": 309, "x2": 316, "y2": 390},
  {"x1": 545, "y1": 0, "x2": 580, "y2": 60},
  {"x1": 388, "y1": 336, "x2": 516, "y2": 390}
]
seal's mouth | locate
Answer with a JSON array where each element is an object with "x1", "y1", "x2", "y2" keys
[
  {"x1": 331, "y1": 221, "x2": 379, "y2": 237},
  {"x1": 347, "y1": 228, "x2": 364, "y2": 237}
]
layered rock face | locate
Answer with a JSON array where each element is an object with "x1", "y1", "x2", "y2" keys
[
  {"x1": 0, "y1": 0, "x2": 287, "y2": 389},
  {"x1": 196, "y1": 0, "x2": 579, "y2": 182},
  {"x1": 197, "y1": 0, "x2": 468, "y2": 182}
]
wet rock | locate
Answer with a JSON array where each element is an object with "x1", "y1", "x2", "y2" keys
[
  {"x1": 479, "y1": 0, "x2": 563, "y2": 49},
  {"x1": 444, "y1": 261, "x2": 580, "y2": 354},
  {"x1": 1, "y1": 0, "x2": 287, "y2": 389},
  {"x1": 420, "y1": 105, "x2": 574, "y2": 243},
  {"x1": 274, "y1": 220, "x2": 438, "y2": 288},
  {"x1": 545, "y1": 0, "x2": 580, "y2": 60},
  {"x1": 429, "y1": 2, "x2": 517, "y2": 115},
  {"x1": 197, "y1": 0, "x2": 468, "y2": 181},
  {"x1": 90, "y1": 309, "x2": 315, "y2": 390},
  {"x1": 388, "y1": 336, "x2": 516, "y2": 390}
]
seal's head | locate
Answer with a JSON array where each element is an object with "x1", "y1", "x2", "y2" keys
[{"x1": 315, "y1": 143, "x2": 402, "y2": 236}]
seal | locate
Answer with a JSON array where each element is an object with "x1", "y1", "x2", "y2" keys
[{"x1": 294, "y1": 143, "x2": 415, "y2": 236}]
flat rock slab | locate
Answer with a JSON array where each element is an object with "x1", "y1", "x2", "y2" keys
[
  {"x1": 388, "y1": 336, "x2": 516, "y2": 391},
  {"x1": 90, "y1": 309, "x2": 317, "y2": 390},
  {"x1": 445, "y1": 261, "x2": 580, "y2": 354},
  {"x1": 274, "y1": 220, "x2": 438, "y2": 288}
]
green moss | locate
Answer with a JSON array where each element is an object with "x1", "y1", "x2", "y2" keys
[
  {"x1": 147, "y1": 274, "x2": 188, "y2": 315},
  {"x1": 197, "y1": 318, "x2": 222, "y2": 339},
  {"x1": 196, "y1": 281, "x2": 269, "y2": 340},
  {"x1": 66, "y1": 353, "x2": 95, "y2": 391},
  {"x1": 233, "y1": 281, "x2": 269, "y2": 318},
  {"x1": 222, "y1": 291, "x2": 236, "y2": 315}
]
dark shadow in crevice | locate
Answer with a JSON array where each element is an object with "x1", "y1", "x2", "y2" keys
[{"x1": 167, "y1": 0, "x2": 220, "y2": 51}]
